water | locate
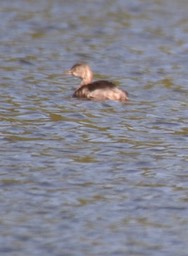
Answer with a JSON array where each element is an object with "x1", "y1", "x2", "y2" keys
[{"x1": 0, "y1": 0, "x2": 188, "y2": 255}]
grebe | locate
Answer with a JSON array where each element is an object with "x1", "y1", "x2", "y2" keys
[{"x1": 65, "y1": 63, "x2": 128, "y2": 102}]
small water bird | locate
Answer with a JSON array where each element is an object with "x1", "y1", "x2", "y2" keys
[{"x1": 65, "y1": 63, "x2": 128, "y2": 102}]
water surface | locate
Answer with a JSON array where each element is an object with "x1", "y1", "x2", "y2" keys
[{"x1": 0, "y1": 0, "x2": 188, "y2": 255}]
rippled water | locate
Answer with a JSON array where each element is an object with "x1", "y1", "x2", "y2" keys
[{"x1": 0, "y1": 0, "x2": 188, "y2": 255}]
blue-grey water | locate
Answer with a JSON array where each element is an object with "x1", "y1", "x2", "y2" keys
[{"x1": 0, "y1": 0, "x2": 188, "y2": 255}]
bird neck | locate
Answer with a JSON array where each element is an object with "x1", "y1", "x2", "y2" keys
[{"x1": 80, "y1": 70, "x2": 93, "y2": 87}]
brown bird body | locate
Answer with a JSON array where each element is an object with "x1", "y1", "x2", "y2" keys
[{"x1": 66, "y1": 63, "x2": 128, "y2": 102}]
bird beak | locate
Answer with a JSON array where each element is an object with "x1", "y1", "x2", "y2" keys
[{"x1": 64, "y1": 69, "x2": 72, "y2": 75}]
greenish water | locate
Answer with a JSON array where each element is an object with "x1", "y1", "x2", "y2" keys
[{"x1": 0, "y1": 0, "x2": 188, "y2": 255}]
